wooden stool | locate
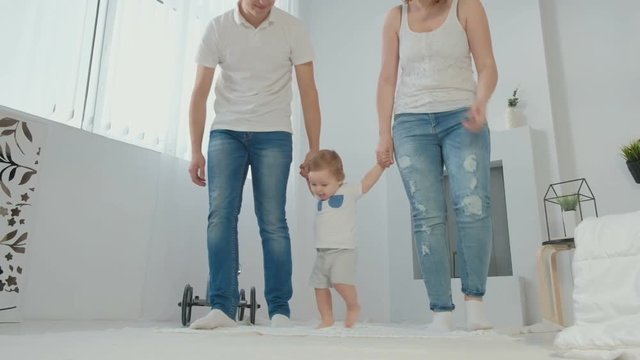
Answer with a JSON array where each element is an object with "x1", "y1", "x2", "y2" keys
[{"x1": 537, "y1": 239, "x2": 575, "y2": 326}]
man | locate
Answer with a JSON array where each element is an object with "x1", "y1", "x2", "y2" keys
[{"x1": 187, "y1": 0, "x2": 320, "y2": 329}]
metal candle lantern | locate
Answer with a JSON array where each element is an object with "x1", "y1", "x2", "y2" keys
[{"x1": 543, "y1": 178, "x2": 598, "y2": 244}]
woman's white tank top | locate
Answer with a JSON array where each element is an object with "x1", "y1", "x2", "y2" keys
[{"x1": 394, "y1": 0, "x2": 476, "y2": 114}]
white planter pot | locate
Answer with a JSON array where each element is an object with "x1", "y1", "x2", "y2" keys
[
  {"x1": 562, "y1": 210, "x2": 578, "y2": 238},
  {"x1": 504, "y1": 107, "x2": 525, "y2": 129}
]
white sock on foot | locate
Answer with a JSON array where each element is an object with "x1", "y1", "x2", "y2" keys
[
  {"x1": 465, "y1": 300, "x2": 492, "y2": 330},
  {"x1": 271, "y1": 314, "x2": 291, "y2": 328},
  {"x1": 189, "y1": 309, "x2": 237, "y2": 330},
  {"x1": 426, "y1": 311, "x2": 453, "y2": 333}
]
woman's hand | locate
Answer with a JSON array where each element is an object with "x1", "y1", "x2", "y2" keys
[
  {"x1": 464, "y1": 100, "x2": 488, "y2": 132},
  {"x1": 299, "y1": 150, "x2": 318, "y2": 179},
  {"x1": 376, "y1": 135, "x2": 395, "y2": 168}
]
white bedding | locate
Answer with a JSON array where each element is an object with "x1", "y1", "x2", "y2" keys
[{"x1": 554, "y1": 211, "x2": 640, "y2": 360}]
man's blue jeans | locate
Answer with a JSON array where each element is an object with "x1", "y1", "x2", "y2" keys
[
  {"x1": 206, "y1": 130, "x2": 292, "y2": 320},
  {"x1": 393, "y1": 108, "x2": 493, "y2": 312}
]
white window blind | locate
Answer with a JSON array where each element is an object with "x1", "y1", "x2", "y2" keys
[
  {"x1": 0, "y1": 0, "x2": 98, "y2": 127},
  {"x1": 90, "y1": 0, "x2": 293, "y2": 159}
]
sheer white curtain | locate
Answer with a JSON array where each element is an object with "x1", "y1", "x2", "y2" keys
[
  {"x1": 0, "y1": 0, "x2": 98, "y2": 127},
  {"x1": 90, "y1": 0, "x2": 293, "y2": 159}
]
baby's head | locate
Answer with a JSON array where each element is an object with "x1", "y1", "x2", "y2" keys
[{"x1": 307, "y1": 150, "x2": 345, "y2": 200}]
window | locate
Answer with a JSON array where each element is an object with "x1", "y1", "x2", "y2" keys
[{"x1": 0, "y1": 0, "x2": 293, "y2": 159}]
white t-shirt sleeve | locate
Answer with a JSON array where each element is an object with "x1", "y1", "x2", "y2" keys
[
  {"x1": 290, "y1": 21, "x2": 314, "y2": 65},
  {"x1": 342, "y1": 183, "x2": 363, "y2": 200},
  {"x1": 196, "y1": 21, "x2": 219, "y2": 68}
]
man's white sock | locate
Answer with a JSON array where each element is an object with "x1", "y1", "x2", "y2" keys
[
  {"x1": 271, "y1": 314, "x2": 292, "y2": 328},
  {"x1": 189, "y1": 309, "x2": 237, "y2": 330}
]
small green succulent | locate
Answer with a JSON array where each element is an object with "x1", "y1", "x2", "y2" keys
[
  {"x1": 508, "y1": 88, "x2": 519, "y2": 107},
  {"x1": 557, "y1": 194, "x2": 578, "y2": 212}
]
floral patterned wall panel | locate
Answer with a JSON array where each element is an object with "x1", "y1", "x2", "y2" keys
[{"x1": 0, "y1": 117, "x2": 46, "y2": 322}]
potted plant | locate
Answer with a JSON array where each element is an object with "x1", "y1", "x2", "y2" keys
[
  {"x1": 557, "y1": 194, "x2": 579, "y2": 238},
  {"x1": 504, "y1": 88, "x2": 525, "y2": 129},
  {"x1": 508, "y1": 88, "x2": 519, "y2": 108},
  {"x1": 621, "y1": 138, "x2": 640, "y2": 184}
]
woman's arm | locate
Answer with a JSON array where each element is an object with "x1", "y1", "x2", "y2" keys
[
  {"x1": 461, "y1": 0, "x2": 498, "y2": 131},
  {"x1": 376, "y1": 6, "x2": 402, "y2": 167}
]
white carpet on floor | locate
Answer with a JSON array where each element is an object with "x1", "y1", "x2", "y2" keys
[
  {"x1": 162, "y1": 321, "x2": 498, "y2": 338},
  {"x1": 0, "y1": 322, "x2": 557, "y2": 360}
]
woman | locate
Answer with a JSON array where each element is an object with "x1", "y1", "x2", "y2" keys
[{"x1": 376, "y1": 0, "x2": 497, "y2": 331}]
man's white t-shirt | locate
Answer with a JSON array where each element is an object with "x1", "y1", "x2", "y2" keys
[
  {"x1": 196, "y1": 5, "x2": 314, "y2": 133},
  {"x1": 314, "y1": 183, "x2": 363, "y2": 249}
]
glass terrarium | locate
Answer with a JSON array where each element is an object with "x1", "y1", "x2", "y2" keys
[{"x1": 543, "y1": 178, "x2": 598, "y2": 244}]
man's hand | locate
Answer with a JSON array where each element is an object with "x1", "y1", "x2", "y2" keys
[
  {"x1": 189, "y1": 153, "x2": 207, "y2": 186},
  {"x1": 299, "y1": 150, "x2": 318, "y2": 179}
]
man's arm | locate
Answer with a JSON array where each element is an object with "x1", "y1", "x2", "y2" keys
[
  {"x1": 295, "y1": 61, "x2": 321, "y2": 177},
  {"x1": 188, "y1": 65, "x2": 215, "y2": 186},
  {"x1": 361, "y1": 163, "x2": 385, "y2": 194}
]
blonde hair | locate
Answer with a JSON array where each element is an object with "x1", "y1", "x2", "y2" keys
[{"x1": 309, "y1": 150, "x2": 345, "y2": 182}]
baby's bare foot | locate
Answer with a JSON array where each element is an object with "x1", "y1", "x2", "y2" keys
[
  {"x1": 345, "y1": 304, "x2": 360, "y2": 328},
  {"x1": 317, "y1": 320, "x2": 334, "y2": 329}
]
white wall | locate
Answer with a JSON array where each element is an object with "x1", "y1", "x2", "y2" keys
[
  {"x1": 483, "y1": 0, "x2": 559, "y2": 184},
  {"x1": 0, "y1": 106, "x2": 210, "y2": 321},
  {"x1": 540, "y1": 0, "x2": 640, "y2": 215}
]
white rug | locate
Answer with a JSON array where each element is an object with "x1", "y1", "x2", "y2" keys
[
  {"x1": 162, "y1": 321, "x2": 500, "y2": 338},
  {"x1": 0, "y1": 321, "x2": 558, "y2": 360}
]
